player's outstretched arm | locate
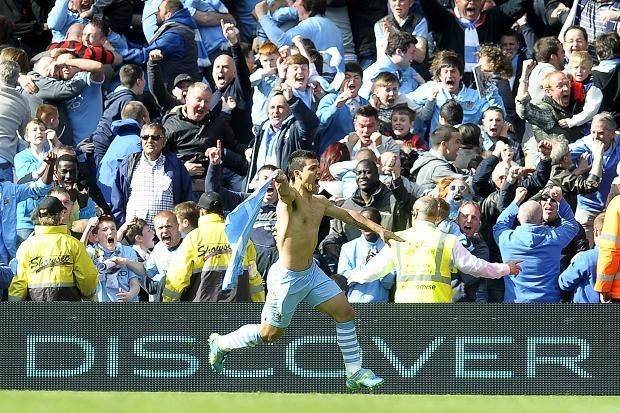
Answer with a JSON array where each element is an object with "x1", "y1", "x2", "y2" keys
[{"x1": 323, "y1": 201, "x2": 404, "y2": 245}]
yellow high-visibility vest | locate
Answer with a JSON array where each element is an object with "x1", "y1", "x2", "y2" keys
[{"x1": 391, "y1": 222, "x2": 457, "y2": 303}]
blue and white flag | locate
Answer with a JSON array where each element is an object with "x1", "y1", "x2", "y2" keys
[{"x1": 223, "y1": 176, "x2": 274, "y2": 290}]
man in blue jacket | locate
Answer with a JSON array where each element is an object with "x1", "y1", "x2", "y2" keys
[
  {"x1": 570, "y1": 112, "x2": 620, "y2": 247},
  {"x1": 121, "y1": 0, "x2": 199, "y2": 91},
  {"x1": 111, "y1": 122, "x2": 192, "y2": 227},
  {"x1": 246, "y1": 83, "x2": 319, "y2": 187},
  {"x1": 316, "y1": 62, "x2": 367, "y2": 155},
  {"x1": 92, "y1": 64, "x2": 145, "y2": 166},
  {"x1": 559, "y1": 212, "x2": 604, "y2": 303},
  {"x1": 97, "y1": 101, "x2": 150, "y2": 206},
  {"x1": 494, "y1": 186, "x2": 579, "y2": 303}
]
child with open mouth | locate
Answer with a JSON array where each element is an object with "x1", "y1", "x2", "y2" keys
[{"x1": 82, "y1": 215, "x2": 141, "y2": 302}]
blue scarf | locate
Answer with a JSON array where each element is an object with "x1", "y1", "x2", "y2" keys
[{"x1": 455, "y1": 8, "x2": 481, "y2": 73}]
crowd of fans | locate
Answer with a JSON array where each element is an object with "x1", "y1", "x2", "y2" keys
[{"x1": 1, "y1": 0, "x2": 620, "y2": 304}]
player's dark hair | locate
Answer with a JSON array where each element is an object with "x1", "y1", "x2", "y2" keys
[{"x1": 287, "y1": 149, "x2": 318, "y2": 181}]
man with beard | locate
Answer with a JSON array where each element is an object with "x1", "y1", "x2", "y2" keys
[
  {"x1": 120, "y1": 0, "x2": 199, "y2": 91},
  {"x1": 209, "y1": 150, "x2": 402, "y2": 391},
  {"x1": 321, "y1": 159, "x2": 413, "y2": 262},
  {"x1": 517, "y1": 60, "x2": 586, "y2": 143}
]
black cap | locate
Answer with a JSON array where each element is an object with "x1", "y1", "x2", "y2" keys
[
  {"x1": 173, "y1": 74, "x2": 194, "y2": 88},
  {"x1": 38, "y1": 196, "x2": 65, "y2": 215},
  {"x1": 198, "y1": 192, "x2": 222, "y2": 210}
]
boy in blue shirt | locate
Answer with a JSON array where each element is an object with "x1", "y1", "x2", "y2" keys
[
  {"x1": 338, "y1": 207, "x2": 395, "y2": 303},
  {"x1": 83, "y1": 215, "x2": 141, "y2": 302},
  {"x1": 316, "y1": 62, "x2": 367, "y2": 155},
  {"x1": 250, "y1": 41, "x2": 280, "y2": 131}
]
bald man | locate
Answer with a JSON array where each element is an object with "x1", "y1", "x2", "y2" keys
[
  {"x1": 209, "y1": 21, "x2": 253, "y2": 145},
  {"x1": 493, "y1": 187, "x2": 579, "y2": 303},
  {"x1": 348, "y1": 196, "x2": 521, "y2": 303}
]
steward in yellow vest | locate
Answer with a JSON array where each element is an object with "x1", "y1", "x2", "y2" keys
[
  {"x1": 347, "y1": 196, "x2": 522, "y2": 302},
  {"x1": 163, "y1": 192, "x2": 265, "y2": 302}
]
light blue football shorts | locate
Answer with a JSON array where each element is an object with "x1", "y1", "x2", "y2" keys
[{"x1": 261, "y1": 260, "x2": 343, "y2": 328}]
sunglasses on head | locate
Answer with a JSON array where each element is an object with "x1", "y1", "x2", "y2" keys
[
  {"x1": 141, "y1": 134, "x2": 164, "y2": 141},
  {"x1": 541, "y1": 194, "x2": 557, "y2": 203},
  {"x1": 450, "y1": 185, "x2": 466, "y2": 191}
]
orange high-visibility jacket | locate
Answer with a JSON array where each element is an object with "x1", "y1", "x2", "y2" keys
[{"x1": 596, "y1": 196, "x2": 620, "y2": 298}]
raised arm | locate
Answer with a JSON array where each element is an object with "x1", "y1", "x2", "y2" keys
[
  {"x1": 274, "y1": 169, "x2": 298, "y2": 205},
  {"x1": 223, "y1": 20, "x2": 252, "y2": 100},
  {"x1": 206, "y1": 140, "x2": 249, "y2": 209},
  {"x1": 147, "y1": 50, "x2": 177, "y2": 112},
  {"x1": 62, "y1": 57, "x2": 105, "y2": 82}
]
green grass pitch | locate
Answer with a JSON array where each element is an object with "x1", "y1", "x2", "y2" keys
[{"x1": 1, "y1": 392, "x2": 619, "y2": 413}]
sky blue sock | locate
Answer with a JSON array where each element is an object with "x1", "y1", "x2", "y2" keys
[{"x1": 336, "y1": 321, "x2": 362, "y2": 377}]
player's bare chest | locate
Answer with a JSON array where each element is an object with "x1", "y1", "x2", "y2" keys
[{"x1": 285, "y1": 200, "x2": 324, "y2": 228}]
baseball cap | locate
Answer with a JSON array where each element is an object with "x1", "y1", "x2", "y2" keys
[
  {"x1": 198, "y1": 192, "x2": 222, "y2": 210},
  {"x1": 38, "y1": 196, "x2": 65, "y2": 214},
  {"x1": 173, "y1": 74, "x2": 194, "y2": 88}
]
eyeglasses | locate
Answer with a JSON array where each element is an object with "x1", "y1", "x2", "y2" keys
[
  {"x1": 541, "y1": 194, "x2": 558, "y2": 203},
  {"x1": 449, "y1": 185, "x2": 467, "y2": 191},
  {"x1": 141, "y1": 135, "x2": 164, "y2": 141}
]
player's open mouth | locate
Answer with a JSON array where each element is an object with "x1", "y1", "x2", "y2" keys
[{"x1": 161, "y1": 235, "x2": 171, "y2": 243}]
